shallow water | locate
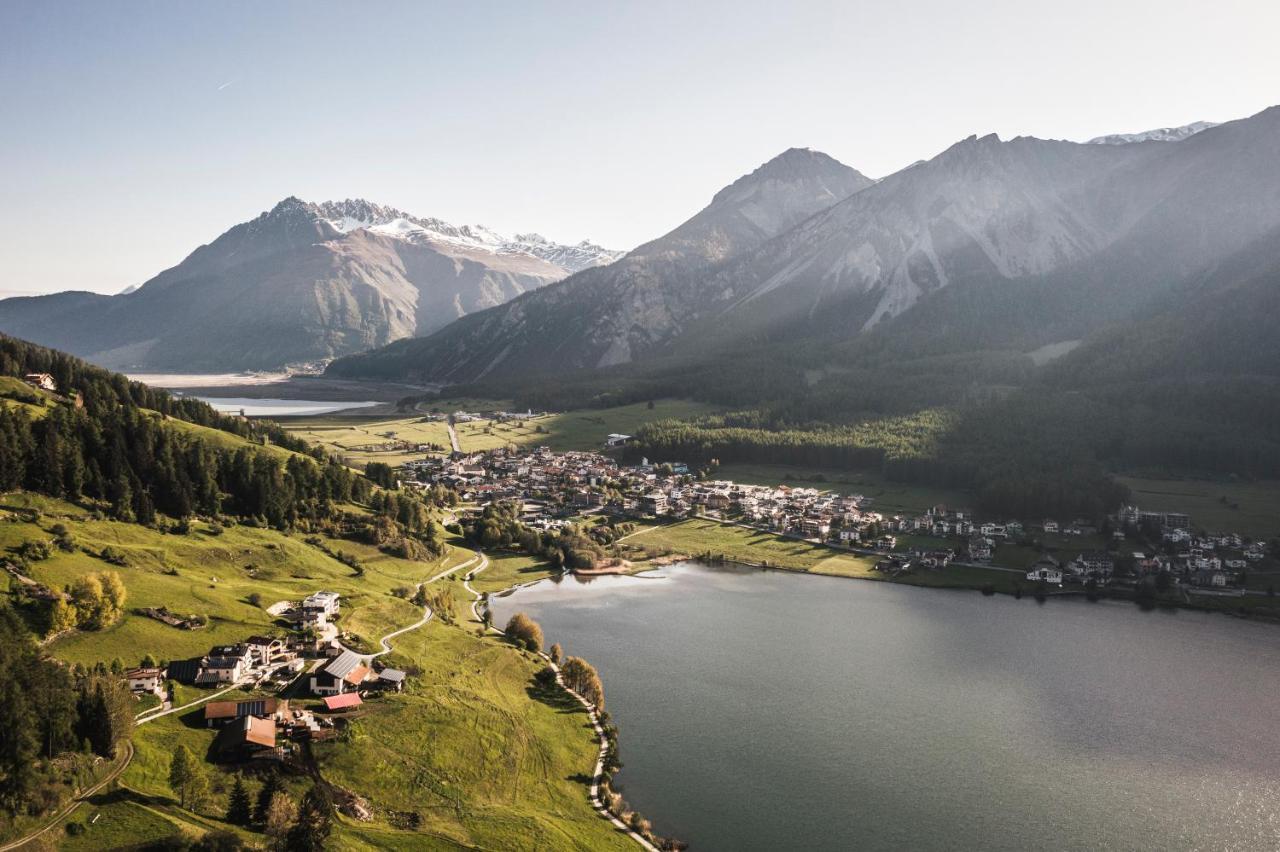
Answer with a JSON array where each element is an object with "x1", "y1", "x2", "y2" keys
[{"x1": 492, "y1": 562, "x2": 1280, "y2": 851}]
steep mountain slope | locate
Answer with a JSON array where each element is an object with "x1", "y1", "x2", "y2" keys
[
  {"x1": 327, "y1": 148, "x2": 874, "y2": 381},
  {"x1": 0, "y1": 198, "x2": 619, "y2": 371},
  {"x1": 332, "y1": 106, "x2": 1280, "y2": 388},
  {"x1": 684, "y1": 106, "x2": 1280, "y2": 351}
]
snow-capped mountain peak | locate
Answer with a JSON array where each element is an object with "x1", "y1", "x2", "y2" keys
[
  {"x1": 275, "y1": 197, "x2": 621, "y2": 273},
  {"x1": 1087, "y1": 121, "x2": 1218, "y2": 145}
]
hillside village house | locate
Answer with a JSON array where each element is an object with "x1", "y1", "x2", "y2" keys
[
  {"x1": 124, "y1": 666, "x2": 165, "y2": 694},
  {"x1": 300, "y1": 591, "x2": 341, "y2": 628},
  {"x1": 196, "y1": 645, "x2": 254, "y2": 685},
  {"x1": 310, "y1": 649, "x2": 371, "y2": 696},
  {"x1": 23, "y1": 373, "x2": 56, "y2": 391}
]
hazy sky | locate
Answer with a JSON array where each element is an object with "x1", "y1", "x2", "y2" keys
[{"x1": 2, "y1": 0, "x2": 1278, "y2": 296}]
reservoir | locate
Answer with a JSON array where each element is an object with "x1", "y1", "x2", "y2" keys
[{"x1": 491, "y1": 562, "x2": 1280, "y2": 851}]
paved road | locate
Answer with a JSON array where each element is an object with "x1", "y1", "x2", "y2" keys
[
  {"x1": 446, "y1": 420, "x2": 461, "y2": 454},
  {"x1": 337, "y1": 552, "x2": 481, "y2": 662}
]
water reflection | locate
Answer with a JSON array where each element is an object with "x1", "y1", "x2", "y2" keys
[{"x1": 493, "y1": 561, "x2": 1280, "y2": 851}]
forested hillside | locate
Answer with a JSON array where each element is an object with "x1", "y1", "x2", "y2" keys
[{"x1": 0, "y1": 333, "x2": 377, "y2": 528}]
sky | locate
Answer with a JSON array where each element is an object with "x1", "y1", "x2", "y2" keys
[{"x1": 2, "y1": 0, "x2": 1278, "y2": 297}]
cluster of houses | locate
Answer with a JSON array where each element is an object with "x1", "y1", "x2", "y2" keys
[
  {"x1": 399, "y1": 446, "x2": 1274, "y2": 592},
  {"x1": 119, "y1": 590, "x2": 410, "y2": 763}
]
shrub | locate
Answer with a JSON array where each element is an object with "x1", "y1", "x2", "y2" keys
[
  {"x1": 504, "y1": 612, "x2": 543, "y2": 652},
  {"x1": 560, "y1": 656, "x2": 604, "y2": 709}
]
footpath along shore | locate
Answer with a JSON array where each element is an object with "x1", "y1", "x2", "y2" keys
[{"x1": 463, "y1": 555, "x2": 660, "y2": 851}]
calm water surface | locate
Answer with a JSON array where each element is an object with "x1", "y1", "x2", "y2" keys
[
  {"x1": 192, "y1": 397, "x2": 378, "y2": 416},
  {"x1": 492, "y1": 562, "x2": 1280, "y2": 851}
]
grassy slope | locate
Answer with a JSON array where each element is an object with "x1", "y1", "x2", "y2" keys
[
  {"x1": 317, "y1": 624, "x2": 630, "y2": 851},
  {"x1": 626, "y1": 518, "x2": 1024, "y2": 591},
  {"x1": 2, "y1": 492, "x2": 627, "y2": 850},
  {"x1": 1116, "y1": 475, "x2": 1280, "y2": 539},
  {"x1": 284, "y1": 398, "x2": 719, "y2": 466},
  {"x1": 0, "y1": 493, "x2": 440, "y2": 666}
]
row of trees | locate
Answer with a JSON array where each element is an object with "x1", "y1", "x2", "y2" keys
[{"x1": 0, "y1": 402, "x2": 373, "y2": 529}]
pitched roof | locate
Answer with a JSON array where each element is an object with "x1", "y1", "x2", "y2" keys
[
  {"x1": 323, "y1": 692, "x2": 363, "y2": 710},
  {"x1": 344, "y1": 665, "x2": 371, "y2": 686},
  {"x1": 243, "y1": 716, "x2": 276, "y2": 748},
  {"x1": 204, "y1": 698, "x2": 280, "y2": 721},
  {"x1": 321, "y1": 649, "x2": 365, "y2": 680},
  {"x1": 377, "y1": 668, "x2": 407, "y2": 682}
]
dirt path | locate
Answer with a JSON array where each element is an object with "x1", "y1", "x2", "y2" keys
[
  {"x1": 446, "y1": 420, "x2": 461, "y2": 454},
  {"x1": 461, "y1": 555, "x2": 657, "y2": 851},
  {"x1": 0, "y1": 742, "x2": 134, "y2": 851}
]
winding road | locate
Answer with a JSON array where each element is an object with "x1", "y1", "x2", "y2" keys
[{"x1": 6, "y1": 545, "x2": 652, "y2": 851}]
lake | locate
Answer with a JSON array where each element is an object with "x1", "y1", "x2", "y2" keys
[
  {"x1": 190, "y1": 397, "x2": 379, "y2": 417},
  {"x1": 491, "y1": 562, "x2": 1280, "y2": 851}
]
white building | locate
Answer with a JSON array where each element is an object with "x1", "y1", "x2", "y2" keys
[{"x1": 300, "y1": 591, "x2": 341, "y2": 628}]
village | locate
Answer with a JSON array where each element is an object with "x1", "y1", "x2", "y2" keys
[
  {"x1": 399, "y1": 440, "x2": 1276, "y2": 596},
  {"x1": 124, "y1": 590, "x2": 407, "y2": 768}
]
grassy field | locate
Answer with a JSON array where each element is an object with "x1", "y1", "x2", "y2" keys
[
  {"x1": 315, "y1": 623, "x2": 632, "y2": 851},
  {"x1": 0, "y1": 493, "x2": 465, "y2": 667},
  {"x1": 624, "y1": 518, "x2": 1024, "y2": 592},
  {"x1": 1117, "y1": 475, "x2": 1280, "y2": 538},
  {"x1": 1, "y1": 487, "x2": 627, "y2": 850},
  {"x1": 714, "y1": 462, "x2": 971, "y2": 516},
  {"x1": 624, "y1": 518, "x2": 879, "y2": 578},
  {"x1": 285, "y1": 398, "x2": 719, "y2": 467}
]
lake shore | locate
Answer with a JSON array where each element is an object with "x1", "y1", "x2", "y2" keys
[{"x1": 491, "y1": 560, "x2": 1280, "y2": 851}]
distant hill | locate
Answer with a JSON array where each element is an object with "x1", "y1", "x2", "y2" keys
[{"x1": 0, "y1": 198, "x2": 621, "y2": 372}]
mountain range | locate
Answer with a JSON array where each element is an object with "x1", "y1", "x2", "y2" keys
[
  {"x1": 0, "y1": 198, "x2": 620, "y2": 371},
  {"x1": 328, "y1": 107, "x2": 1280, "y2": 386}
]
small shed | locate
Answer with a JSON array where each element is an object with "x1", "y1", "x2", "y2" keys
[{"x1": 322, "y1": 692, "x2": 363, "y2": 712}]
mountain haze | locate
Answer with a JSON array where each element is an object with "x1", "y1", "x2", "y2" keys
[
  {"x1": 331, "y1": 106, "x2": 1280, "y2": 385},
  {"x1": 0, "y1": 198, "x2": 620, "y2": 371},
  {"x1": 328, "y1": 148, "x2": 874, "y2": 381}
]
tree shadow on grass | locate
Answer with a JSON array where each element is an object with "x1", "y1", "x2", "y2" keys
[{"x1": 525, "y1": 678, "x2": 587, "y2": 715}]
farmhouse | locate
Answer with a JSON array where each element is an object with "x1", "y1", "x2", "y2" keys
[
  {"x1": 204, "y1": 697, "x2": 289, "y2": 728},
  {"x1": 214, "y1": 715, "x2": 279, "y2": 762},
  {"x1": 124, "y1": 666, "x2": 165, "y2": 694},
  {"x1": 23, "y1": 373, "x2": 56, "y2": 391},
  {"x1": 310, "y1": 649, "x2": 371, "y2": 696}
]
